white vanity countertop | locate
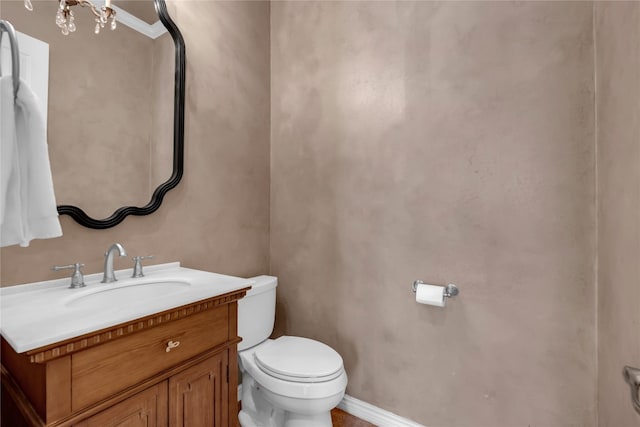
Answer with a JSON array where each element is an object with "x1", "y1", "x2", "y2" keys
[{"x1": 0, "y1": 262, "x2": 253, "y2": 353}]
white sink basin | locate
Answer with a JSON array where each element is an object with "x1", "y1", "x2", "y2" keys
[
  {"x1": 0, "y1": 262, "x2": 254, "y2": 353},
  {"x1": 64, "y1": 280, "x2": 191, "y2": 308}
]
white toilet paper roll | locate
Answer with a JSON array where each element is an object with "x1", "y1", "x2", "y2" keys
[{"x1": 415, "y1": 283, "x2": 446, "y2": 307}]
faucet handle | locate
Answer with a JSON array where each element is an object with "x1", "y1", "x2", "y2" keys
[
  {"x1": 52, "y1": 263, "x2": 86, "y2": 289},
  {"x1": 132, "y1": 255, "x2": 154, "y2": 278}
]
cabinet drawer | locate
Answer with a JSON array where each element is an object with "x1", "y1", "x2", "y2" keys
[{"x1": 71, "y1": 306, "x2": 228, "y2": 411}]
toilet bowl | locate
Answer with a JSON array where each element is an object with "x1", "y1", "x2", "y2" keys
[{"x1": 237, "y1": 276, "x2": 348, "y2": 427}]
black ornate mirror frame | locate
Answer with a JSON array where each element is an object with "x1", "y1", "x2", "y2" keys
[{"x1": 57, "y1": 0, "x2": 185, "y2": 229}]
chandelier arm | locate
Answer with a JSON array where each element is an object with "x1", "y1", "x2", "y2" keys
[
  {"x1": 67, "y1": 0, "x2": 115, "y2": 20},
  {"x1": 79, "y1": 0, "x2": 101, "y2": 19}
]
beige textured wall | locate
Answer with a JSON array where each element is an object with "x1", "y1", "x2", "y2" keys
[
  {"x1": 0, "y1": 1, "x2": 270, "y2": 286},
  {"x1": 271, "y1": 2, "x2": 596, "y2": 426},
  {"x1": 596, "y1": 3, "x2": 640, "y2": 426},
  {"x1": 118, "y1": 0, "x2": 157, "y2": 25}
]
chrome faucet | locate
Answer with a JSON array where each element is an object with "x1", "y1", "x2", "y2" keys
[{"x1": 101, "y1": 243, "x2": 127, "y2": 283}]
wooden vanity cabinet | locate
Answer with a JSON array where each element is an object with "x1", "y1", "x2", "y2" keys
[
  {"x1": 169, "y1": 351, "x2": 228, "y2": 427},
  {"x1": 73, "y1": 382, "x2": 168, "y2": 427},
  {"x1": 1, "y1": 288, "x2": 248, "y2": 427}
]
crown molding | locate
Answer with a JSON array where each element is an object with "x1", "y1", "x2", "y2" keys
[{"x1": 94, "y1": 1, "x2": 168, "y2": 39}]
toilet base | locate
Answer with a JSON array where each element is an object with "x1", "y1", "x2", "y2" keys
[
  {"x1": 238, "y1": 374, "x2": 337, "y2": 427},
  {"x1": 239, "y1": 408, "x2": 332, "y2": 427},
  {"x1": 282, "y1": 411, "x2": 332, "y2": 427}
]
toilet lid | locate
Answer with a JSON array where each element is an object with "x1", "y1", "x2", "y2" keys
[{"x1": 254, "y1": 336, "x2": 344, "y2": 383}]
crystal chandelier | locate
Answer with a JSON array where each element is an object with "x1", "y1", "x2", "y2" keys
[{"x1": 23, "y1": 0, "x2": 117, "y2": 35}]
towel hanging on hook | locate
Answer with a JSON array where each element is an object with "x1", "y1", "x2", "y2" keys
[{"x1": 0, "y1": 19, "x2": 21, "y2": 100}]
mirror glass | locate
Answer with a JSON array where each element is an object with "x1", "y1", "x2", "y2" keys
[{"x1": 1, "y1": 0, "x2": 177, "y2": 222}]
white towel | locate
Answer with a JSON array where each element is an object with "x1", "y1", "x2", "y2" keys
[
  {"x1": 1, "y1": 76, "x2": 62, "y2": 247},
  {"x1": 1, "y1": 75, "x2": 17, "y2": 225},
  {"x1": 0, "y1": 75, "x2": 23, "y2": 243}
]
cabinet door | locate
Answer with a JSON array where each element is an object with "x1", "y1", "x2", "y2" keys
[
  {"x1": 169, "y1": 352, "x2": 228, "y2": 427},
  {"x1": 73, "y1": 382, "x2": 167, "y2": 427}
]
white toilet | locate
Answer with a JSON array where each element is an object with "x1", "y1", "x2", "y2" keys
[{"x1": 238, "y1": 276, "x2": 348, "y2": 427}]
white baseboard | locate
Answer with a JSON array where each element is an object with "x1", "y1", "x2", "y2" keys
[
  {"x1": 238, "y1": 386, "x2": 424, "y2": 427},
  {"x1": 337, "y1": 394, "x2": 425, "y2": 427}
]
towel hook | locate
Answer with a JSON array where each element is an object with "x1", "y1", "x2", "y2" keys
[{"x1": 0, "y1": 19, "x2": 21, "y2": 100}]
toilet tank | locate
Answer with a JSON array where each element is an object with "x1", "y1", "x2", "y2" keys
[{"x1": 238, "y1": 275, "x2": 277, "y2": 351}]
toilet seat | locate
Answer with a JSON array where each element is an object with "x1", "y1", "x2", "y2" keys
[
  {"x1": 254, "y1": 336, "x2": 344, "y2": 383},
  {"x1": 239, "y1": 338, "x2": 348, "y2": 400}
]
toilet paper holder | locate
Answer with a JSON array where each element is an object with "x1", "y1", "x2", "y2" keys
[{"x1": 412, "y1": 280, "x2": 459, "y2": 298}]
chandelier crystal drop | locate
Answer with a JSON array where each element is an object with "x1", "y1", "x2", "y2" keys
[
  {"x1": 27, "y1": 0, "x2": 116, "y2": 36},
  {"x1": 55, "y1": 1, "x2": 76, "y2": 35},
  {"x1": 94, "y1": 5, "x2": 116, "y2": 34}
]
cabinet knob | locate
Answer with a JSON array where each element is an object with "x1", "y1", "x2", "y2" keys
[{"x1": 166, "y1": 340, "x2": 180, "y2": 353}]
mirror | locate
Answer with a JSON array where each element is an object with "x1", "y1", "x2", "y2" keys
[{"x1": 0, "y1": 0, "x2": 184, "y2": 229}]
